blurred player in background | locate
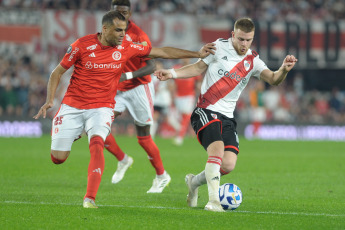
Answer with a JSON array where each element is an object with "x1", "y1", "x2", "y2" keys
[
  {"x1": 151, "y1": 60, "x2": 174, "y2": 138},
  {"x1": 172, "y1": 58, "x2": 202, "y2": 146},
  {"x1": 34, "y1": 11, "x2": 215, "y2": 208},
  {"x1": 105, "y1": 0, "x2": 169, "y2": 193},
  {"x1": 155, "y1": 17, "x2": 297, "y2": 212}
]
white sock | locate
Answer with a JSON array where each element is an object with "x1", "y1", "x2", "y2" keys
[
  {"x1": 157, "y1": 171, "x2": 167, "y2": 179},
  {"x1": 205, "y1": 159, "x2": 221, "y2": 202},
  {"x1": 193, "y1": 171, "x2": 207, "y2": 187},
  {"x1": 120, "y1": 154, "x2": 128, "y2": 163}
]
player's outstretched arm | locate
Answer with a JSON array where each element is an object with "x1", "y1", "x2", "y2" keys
[
  {"x1": 155, "y1": 59, "x2": 208, "y2": 81},
  {"x1": 260, "y1": 55, "x2": 298, "y2": 86},
  {"x1": 119, "y1": 59, "x2": 156, "y2": 82},
  {"x1": 147, "y1": 43, "x2": 216, "y2": 59},
  {"x1": 33, "y1": 64, "x2": 67, "y2": 119}
]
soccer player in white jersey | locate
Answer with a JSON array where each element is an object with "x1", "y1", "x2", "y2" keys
[{"x1": 155, "y1": 18, "x2": 298, "y2": 212}]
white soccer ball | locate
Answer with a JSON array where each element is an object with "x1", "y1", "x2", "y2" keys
[{"x1": 219, "y1": 183, "x2": 243, "y2": 210}]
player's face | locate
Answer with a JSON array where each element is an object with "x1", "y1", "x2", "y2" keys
[
  {"x1": 103, "y1": 19, "x2": 127, "y2": 46},
  {"x1": 113, "y1": 5, "x2": 131, "y2": 21},
  {"x1": 231, "y1": 28, "x2": 254, "y2": 56}
]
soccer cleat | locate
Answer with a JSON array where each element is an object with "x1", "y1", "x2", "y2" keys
[
  {"x1": 111, "y1": 156, "x2": 134, "y2": 184},
  {"x1": 83, "y1": 198, "x2": 98, "y2": 208},
  {"x1": 185, "y1": 174, "x2": 198, "y2": 207},
  {"x1": 147, "y1": 172, "x2": 171, "y2": 193},
  {"x1": 204, "y1": 200, "x2": 225, "y2": 212}
]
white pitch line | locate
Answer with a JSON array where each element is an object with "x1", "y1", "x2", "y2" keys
[{"x1": 2, "y1": 200, "x2": 344, "y2": 217}]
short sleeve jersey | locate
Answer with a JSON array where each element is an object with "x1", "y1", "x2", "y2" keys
[
  {"x1": 117, "y1": 20, "x2": 152, "y2": 91},
  {"x1": 173, "y1": 63, "x2": 201, "y2": 97},
  {"x1": 60, "y1": 33, "x2": 151, "y2": 109},
  {"x1": 198, "y1": 38, "x2": 269, "y2": 118}
]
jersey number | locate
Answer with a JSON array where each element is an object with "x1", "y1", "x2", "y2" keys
[{"x1": 54, "y1": 116, "x2": 64, "y2": 126}]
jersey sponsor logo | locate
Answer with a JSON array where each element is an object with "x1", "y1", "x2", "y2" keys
[
  {"x1": 130, "y1": 44, "x2": 144, "y2": 50},
  {"x1": 112, "y1": 51, "x2": 122, "y2": 60},
  {"x1": 244, "y1": 60, "x2": 251, "y2": 71},
  {"x1": 66, "y1": 46, "x2": 72, "y2": 54},
  {"x1": 86, "y1": 44, "x2": 98, "y2": 51},
  {"x1": 89, "y1": 52, "x2": 96, "y2": 57},
  {"x1": 85, "y1": 61, "x2": 122, "y2": 69},
  {"x1": 68, "y1": 47, "x2": 79, "y2": 61},
  {"x1": 218, "y1": 69, "x2": 244, "y2": 82}
]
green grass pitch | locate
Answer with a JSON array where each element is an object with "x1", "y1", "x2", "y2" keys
[{"x1": 0, "y1": 135, "x2": 344, "y2": 229}]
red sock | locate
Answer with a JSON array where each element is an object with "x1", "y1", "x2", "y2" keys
[
  {"x1": 137, "y1": 135, "x2": 165, "y2": 175},
  {"x1": 104, "y1": 134, "x2": 125, "y2": 161},
  {"x1": 84, "y1": 136, "x2": 105, "y2": 201},
  {"x1": 178, "y1": 113, "x2": 191, "y2": 138}
]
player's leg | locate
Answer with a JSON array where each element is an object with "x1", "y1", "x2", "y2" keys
[
  {"x1": 50, "y1": 104, "x2": 84, "y2": 164},
  {"x1": 108, "y1": 91, "x2": 134, "y2": 184},
  {"x1": 127, "y1": 82, "x2": 170, "y2": 193},
  {"x1": 174, "y1": 96, "x2": 194, "y2": 146},
  {"x1": 186, "y1": 108, "x2": 224, "y2": 212},
  {"x1": 220, "y1": 118, "x2": 240, "y2": 175},
  {"x1": 83, "y1": 107, "x2": 113, "y2": 208}
]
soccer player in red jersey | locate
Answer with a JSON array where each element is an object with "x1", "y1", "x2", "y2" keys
[
  {"x1": 104, "y1": 0, "x2": 169, "y2": 193},
  {"x1": 172, "y1": 59, "x2": 202, "y2": 146},
  {"x1": 33, "y1": 11, "x2": 215, "y2": 208},
  {"x1": 155, "y1": 18, "x2": 297, "y2": 212}
]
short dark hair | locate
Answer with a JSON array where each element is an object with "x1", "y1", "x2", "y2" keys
[
  {"x1": 111, "y1": 0, "x2": 131, "y2": 8},
  {"x1": 234, "y1": 18, "x2": 255, "y2": 33},
  {"x1": 102, "y1": 11, "x2": 126, "y2": 26}
]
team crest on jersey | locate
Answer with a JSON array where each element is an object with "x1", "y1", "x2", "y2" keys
[
  {"x1": 86, "y1": 44, "x2": 98, "y2": 50},
  {"x1": 112, "y1": 51, "x2": 122, "y2": 60},
  {"x1": 211, "y1": 113, "x2": 218, "y2": 119},
  {"x1": 126, "y1": 34, "x2": 132, "y2": 41},
  {"x1": 244, "y1": 60, "x2": 251, "y2": 71}
]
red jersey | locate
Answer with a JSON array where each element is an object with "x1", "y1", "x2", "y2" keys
[
  {"x1": 173, "y1": 64, "x2": 202, "y2": 97},
  {"x1": 117, "y1": 20, "x2": 152, "y2": 91},
  {"x1": 60, "y1": 33, "x2": 151, "y2": 109}
]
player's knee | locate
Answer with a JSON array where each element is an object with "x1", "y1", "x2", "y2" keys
[
  {"x1": 136, "y1": 125, "x2": 151, "y2": 136},
  {"x1": 51, "y1": 151, "x2": 69, "y2": 164},
  {"x1": 221, "y1": 161, "x2": 236, "y2": 174}
]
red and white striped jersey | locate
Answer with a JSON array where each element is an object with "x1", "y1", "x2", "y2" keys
[{"x1": 197, "y1": 38, "x2": 268, "y2": 118}]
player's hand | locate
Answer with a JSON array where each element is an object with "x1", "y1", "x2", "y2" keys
[
  {"x1": 282, "y1": 55, "x2": 298, "y2": 72},
  {"x1": 198, "y1": 43, "x2": 216, "y2": 58},
  {"x1": 33, "y1": 102, "x2": 53, "y2": 119},
  {"x1": 154, "y1": 69, "x2": 172, "y2": 81}
]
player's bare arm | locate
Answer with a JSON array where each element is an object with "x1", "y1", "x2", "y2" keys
[
  {"x1": 119, "y1": 59, "x2": 156, "y2": 82},
  {"x1": 155, "y1": 59, "x2": 208, "y2": 81},
  {"x1": 33, "y1": 64, "x2": 67, "y2": 119},
  {"x1": 147, "y1": 43, "x2": 216, "y2": 59},
  {"x1": 260, "y1": 55, "x2": 298, "y2": 86}
]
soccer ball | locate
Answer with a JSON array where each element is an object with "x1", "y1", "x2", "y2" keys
[{"x1": 219, "y1": 183, "x2": 243, "y2": 210}]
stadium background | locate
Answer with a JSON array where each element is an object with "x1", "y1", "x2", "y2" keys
[{"x1": 0, "y1": 0, "x2": 345, "y2": 141}]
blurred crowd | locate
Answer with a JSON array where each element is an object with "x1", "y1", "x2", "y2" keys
[{"x1": 1, "y1": 0, "x2": 344, "y2": 20}]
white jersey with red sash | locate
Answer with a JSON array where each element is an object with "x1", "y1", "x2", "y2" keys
[{"x1": 197, "y1": 38, "x2": 269, "y2": 118}]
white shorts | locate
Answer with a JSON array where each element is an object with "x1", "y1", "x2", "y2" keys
[
  {"x1": 175, "y1": 95, "x2": 195, "y2": 114},
  {"x1": 114, "y1": 82, "x2": 154, "y2": 126},
  {"x1": 51, "y1": 104, "x2": 113, "y2": 151}
]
